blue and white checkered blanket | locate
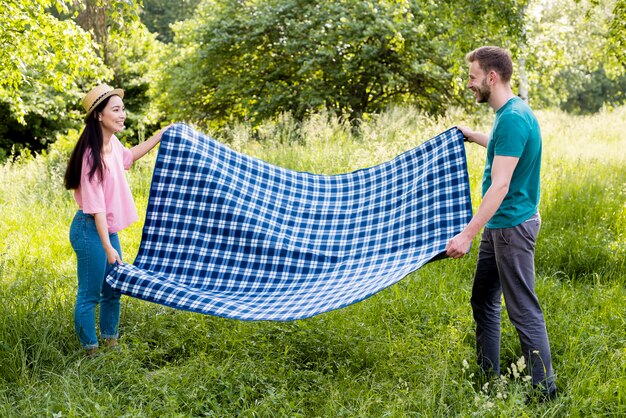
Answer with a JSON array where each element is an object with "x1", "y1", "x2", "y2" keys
[{"x1": 106, "y1": 123, "x2": 472, "y2": 321}]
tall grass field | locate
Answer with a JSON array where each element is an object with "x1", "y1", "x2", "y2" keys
[{"x1": 0, "y1": 106, "x2": 624, "y2": 417}]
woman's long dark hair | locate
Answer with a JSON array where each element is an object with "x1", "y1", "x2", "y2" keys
[{"x1": 63, "y1": 97, "x2": 112, "y2": 190}]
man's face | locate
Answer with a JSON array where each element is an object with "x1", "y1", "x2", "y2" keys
[{"x1": 467, "y1": 61, "x2": 490, "y2": 104}]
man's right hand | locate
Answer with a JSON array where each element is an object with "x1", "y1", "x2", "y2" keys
[
  {"x1": 457, "y1": 126, "x2": 489, "y2": 147},
  {"x1": 445, "y1": 231, "x2": 473, "y2": 259}
]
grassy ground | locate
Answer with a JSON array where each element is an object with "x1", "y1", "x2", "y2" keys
[{"x1": 0, "y1": 106, "x2": 624, "y2": 417}]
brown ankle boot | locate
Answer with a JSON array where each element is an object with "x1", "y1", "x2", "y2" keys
[{"x1": 104, "y1": 338, "x2": 118, "y2": 348}]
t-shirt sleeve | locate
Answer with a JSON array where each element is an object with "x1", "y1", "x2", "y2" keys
[
  {"x1": 492, "y1": 113, "x2": 530, "y2": 158},
  {"x1": 122, "y1": 147, "x2": 134, "y2": 170},
  {"x1": 113, "y1": 135, "x2": 134, "y2": 170},
  {"x1": 79, "y1": 155, "x2": 106, "y2": 214}
]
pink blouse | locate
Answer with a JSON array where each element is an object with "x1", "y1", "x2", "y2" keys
[{"x1": 74, "y1": 135, "x2": 138, "y2": 233}]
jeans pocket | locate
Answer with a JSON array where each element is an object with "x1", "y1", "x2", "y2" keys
[
  {"x1": 69, "y1": 215, "x2": 82, "y2": 249},
  {"x1": 519, "y1": 217, "x2": 540, "y2": 244},
  {"x1": 497, "y1": 228, "x2": 512, "y2": 246}
]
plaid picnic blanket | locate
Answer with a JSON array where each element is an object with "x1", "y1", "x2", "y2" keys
[{"x1": 106, "y1": 123, "x2": 472, "y2": 321}]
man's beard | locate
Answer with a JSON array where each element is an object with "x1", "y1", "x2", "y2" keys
[{"x1": 474, "y1": 78, "x2": 491, "y2": 103}]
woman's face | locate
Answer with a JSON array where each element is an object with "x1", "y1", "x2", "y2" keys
[{"x1": 98, "y1": 95, "x2": 126, "y2": 135}]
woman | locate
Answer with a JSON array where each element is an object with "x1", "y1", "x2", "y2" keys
[{"x1": 64, "y1": 84, "x2": 166, "y2": 355}]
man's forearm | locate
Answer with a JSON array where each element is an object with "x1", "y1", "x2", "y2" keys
[
  {"x1": 467, "y1": 132, "x2": 489, "y2": 147},
  {"x1": 463, "y1": 181, "x2": 509, "y2": 238}
]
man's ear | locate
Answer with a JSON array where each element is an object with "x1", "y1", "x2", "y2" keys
[{"x1": 488, "y1": 70, "x2": 498, "y2": 85}]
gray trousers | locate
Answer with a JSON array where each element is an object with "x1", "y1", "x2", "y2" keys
[{"x1": 471, "y1": 213, "x2": 555, "y2": 392}]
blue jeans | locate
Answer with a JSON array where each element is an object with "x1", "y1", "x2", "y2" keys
[
  {"x1": 69, "y1": 210, "x2": 122, "y2": 349},
  {"x1": 471, "y1": 213, "x2": 556, "y2": 393}
]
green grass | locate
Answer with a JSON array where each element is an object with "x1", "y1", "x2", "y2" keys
[{"x1": 0, "y1": 106, "x2": 624, "y2": 417}]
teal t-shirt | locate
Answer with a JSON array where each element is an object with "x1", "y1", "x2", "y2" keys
[{"x1": 483, "y1": 97, "x2": 542, "y2": 228}]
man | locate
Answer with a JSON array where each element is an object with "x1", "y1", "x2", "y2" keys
[{"x1": 445, "y1": 46, "x2": 556, "y2": 399}]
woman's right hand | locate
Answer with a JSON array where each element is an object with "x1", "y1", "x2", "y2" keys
[{"x1": 105, "y1": 246, "x2": 123, "y2": 265}]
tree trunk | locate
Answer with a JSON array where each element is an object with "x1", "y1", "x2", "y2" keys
[
  {"x1": 74, "y1": 0, "x2": 109, "y2": 63},
  {"x1": 518, "y1": 4, "x2": 529, "y2": 102},
  {"x1": 518, "y1": 54, "x2": 529, "y2": 102}
]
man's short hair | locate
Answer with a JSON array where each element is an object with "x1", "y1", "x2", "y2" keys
[{"x1": 465, "y1": 46, "x2": 513, "y2": 83}]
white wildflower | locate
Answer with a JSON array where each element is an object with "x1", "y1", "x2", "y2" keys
[{"x1": 511, "y1": 362, "x2": 519, "y2": 379}]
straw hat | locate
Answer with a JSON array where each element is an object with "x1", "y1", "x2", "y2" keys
[{"x1": 82, "y1": 84, "x2": 124, "y2": 115}]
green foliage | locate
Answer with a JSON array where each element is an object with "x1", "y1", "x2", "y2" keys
[
  {"x1": 524, "y1": 0, "x2": 626, "y2": 111},
  {"x1": 2, "y1": 0, "x2": 625, "y2": 161},
  {"x1": 3, "y1": 0, "x2": 625, "y2": 160},
  {"x1": 0, "y1": 0, "x2": 108, "y2": 122},
  {"x1": 0, "y1": 102, "x2": 55, "y2": 160},
  {"x1": 560, "y1": 67, "x2": 626, "y2": 114},
  {"x1": 157, "y1": 0, "x2": 526, "y2": 130},
  {"x1": 140, "y1": 0, "x2": 202, "y2": 43},
  {"x1": 108, "y1": 21, "x2": 168, "y2": 144},
  {"x1": 524, "y1": 0, "x2": 603, "y2": 107},
  {"x1": 0, "y1": 0, "x2": 166, "y2": 159},
  {"x1": 62, "y1": 0, "x2": 160, "y2": 143},
  {"x1": 0, "y1": 0, "x2": 115, "y2": 159},
  {"x1": 69, "y1": 0, "x2": 144, "y2": 63},
  {"x1": 1, "y1": 106, "x2": 625, "y2": 416},
  {"x1": 606, "y1": 0, "x2": 626, "y2": 76}
]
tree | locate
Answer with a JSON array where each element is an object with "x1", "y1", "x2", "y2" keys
[
  {"x1": 156, "y1": 0, "x2": 527, "y2": 130},
  {"x1": 606, "y1": 0, "x2": 626, "y2": 76},
  {"x1": 0, "y1": 0, "x2": 163, "y2": 158},
  {"x1": 560, "y1": 67, "x2": 626, "y2": 113},
  {"x1": 67, "y1": 0, "x2": 165, "y2": 143},
  {"x1": 107, "y1": 21, "x2": 166, "y2": 143},
  {"x1": 523, "y1": 0, "x2": 626, "y2": 111},
  {"x1": 71, "y1": 0, "x2": 144, "y2": 65},
  {"x1": 0, "y1": 0, "x2": 107, "y2": 122},
  {"x1": 140, "y1": 0, "x2": 202, "y2": 43}
]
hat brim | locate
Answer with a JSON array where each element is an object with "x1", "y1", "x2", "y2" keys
[{"x1": 87, "y1": 88, "x2": 125, "y2": 115}]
